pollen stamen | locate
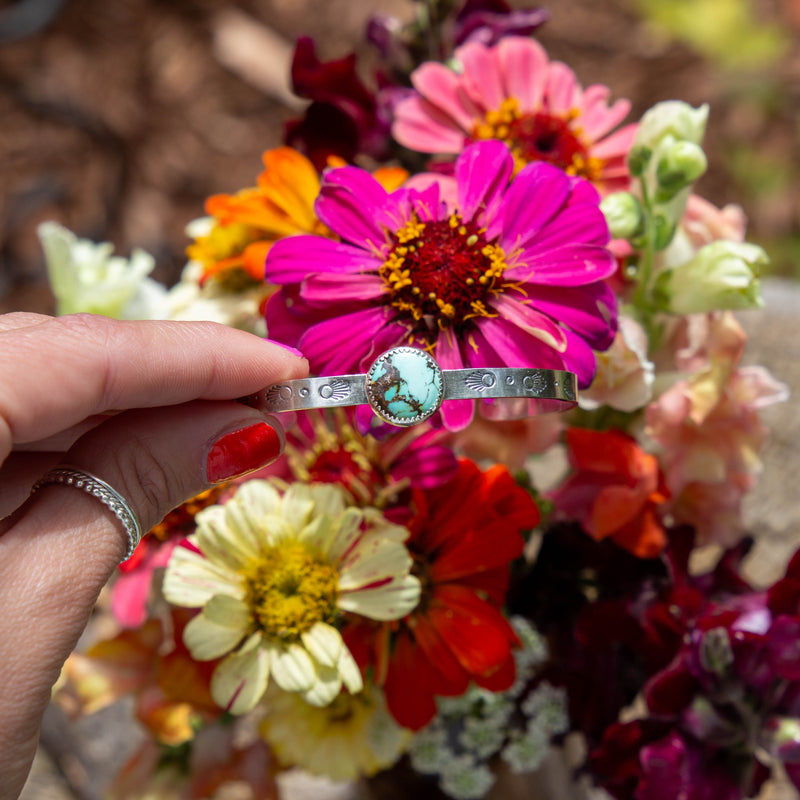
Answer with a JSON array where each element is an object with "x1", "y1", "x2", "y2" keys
[{"x1": 379, "y1": 213, "x2": 510, "y2": 340}]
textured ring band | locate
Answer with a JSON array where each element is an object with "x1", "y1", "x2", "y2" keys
[
  {"x1": 254, "y1": 346, "x2": 577, "y2": 427},
  {"x1": 31, "y1": 466, "x2": 143, "y2": 561}
]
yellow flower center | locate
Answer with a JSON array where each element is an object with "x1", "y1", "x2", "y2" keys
[
  {"x1": 186, "y1": 221, "x2": 263, "y2": 288},
  {"x1": 472, "y1": 97, "x2": 604, "y2": 180},
  {"x1": 243, "y1": 542, "x2": 339, "y2": 642},
  {"x1": 379, "y1": 212, "x2": 506, "y2": 342}
]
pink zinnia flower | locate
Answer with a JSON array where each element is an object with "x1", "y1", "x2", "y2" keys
[
  {"x1": 279, "y1": 408, "x2": 459, "y2": 507},
  {"x1": 392, "y1": 37, "x2": 636, "y2": 191},
  {"x1": 264, "y1": 139, "x2": 617, "y2": 430}
]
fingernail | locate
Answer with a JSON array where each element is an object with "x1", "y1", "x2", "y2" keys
[
  {"x1": 206, "y1": 422, "x2": 283, "y2": 483},
  {"x1": 265, "y1": 339, "x2": 305, "y2": 359}
]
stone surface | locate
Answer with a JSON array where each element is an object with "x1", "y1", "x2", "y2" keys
[{"x1": 367, "y1": 348, "x2": 443, "y2": 426}]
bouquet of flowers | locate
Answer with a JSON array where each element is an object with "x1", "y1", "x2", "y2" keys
[{"x1": 43, "y1": 2, "x2": 796, "y2": 798}]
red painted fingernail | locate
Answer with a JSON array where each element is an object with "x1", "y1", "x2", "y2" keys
[{"x1": 206, "y1": 422, "x2": 282, "y2": 483}]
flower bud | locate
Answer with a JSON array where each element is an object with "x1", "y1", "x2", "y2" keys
[
  {"x1": 655, "y1": 142, "x2": 708, "y2": 199},
  {"x1": 627, "y1": 145, "x2": 652, "y2": 178},
  {"x1": 634, "y1": 101, "x2": 709, "y2": 150},
  {"x1": 600, "y1": 192, "x2": 644, "y2": 240},
  {"x1": 653, "y1": 241, "x2": 767, "y2": 315},
  {"x1": 698, "y1": 627, "x2": 734, "y2": 676}
]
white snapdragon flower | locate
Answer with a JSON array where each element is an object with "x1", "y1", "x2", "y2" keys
[{"x1": 37, "y1": 221, "x2": 168, "y2": 319}]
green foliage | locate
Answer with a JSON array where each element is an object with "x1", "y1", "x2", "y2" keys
[{"x1": 634, "y1": 0, "x2": 788, "y2": 69}]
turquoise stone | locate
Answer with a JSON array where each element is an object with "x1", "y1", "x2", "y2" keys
[{"x1": 366, "y1": 348, "x2": 444, "y2": 426}]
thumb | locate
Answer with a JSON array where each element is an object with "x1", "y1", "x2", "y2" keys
[{"x1": 0, "y1": 400, "x2": 286, "y2": 798}]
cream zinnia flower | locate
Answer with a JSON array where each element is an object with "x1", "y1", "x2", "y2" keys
[
  {"x1": 163, "y1": 481, "x2": 420, "y2": 713},
  {"x1": 260, "y1": 685, "x2": 412, "y2": 781}
]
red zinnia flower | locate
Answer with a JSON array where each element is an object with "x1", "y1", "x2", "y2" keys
[{"x1": 345, "y1": 458, "x2": 540, "y2": 729}]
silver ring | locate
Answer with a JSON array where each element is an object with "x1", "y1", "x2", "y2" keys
[
  {"x1": 31, "y1": 466, "x2": 142, "y2": 561},
  {"x1": 252, "y1": 346, "x2": 577, "y2": 427}
]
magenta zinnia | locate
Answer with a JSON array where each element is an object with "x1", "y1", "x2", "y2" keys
[
  {"x1": 264, "y1": 139, "x2": 617, "y2": 430},
  {"x1": 392, "y1": 37, "x2": 636, "y2": 191}
]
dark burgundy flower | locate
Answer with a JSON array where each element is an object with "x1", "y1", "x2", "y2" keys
[
  {"x1": 284, "y1": 37, "x2": 391, "y2": 169},
  {"x1": 591, "y1": 722, "x2": 769, "y2": 800},
  {"x1": 453, "y1": 0, "x2": 548, "y2": 46}
]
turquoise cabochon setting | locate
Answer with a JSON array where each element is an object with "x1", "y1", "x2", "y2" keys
[
  {"x1": 365, "y1": 347, "x2": 444, "y2": 426},
  {"x1": 253, "y1": 345, "x2": 578, "y2": 426}
]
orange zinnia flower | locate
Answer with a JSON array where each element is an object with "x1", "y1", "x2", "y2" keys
[
  {"x1": 345, "y1": 458, "x2": 540, "y2": 730},
  {"x1": 187, "y1": 147, "x2": 329, "y2": 285},
  {"x1": 188, "y1": 147, "x2": 407, "y2": 286},
  {"x1": 548, "y1": 427, "x2": 669, "y2": 558}
]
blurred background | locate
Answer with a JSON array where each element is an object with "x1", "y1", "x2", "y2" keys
[
  {"x1": 0, "y1": 0, "x2": 799, "y2": 316},
  {"x1": 3, "y1": 2, "x2": 800, "y2": 798}
]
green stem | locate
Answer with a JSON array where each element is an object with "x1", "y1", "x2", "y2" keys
[{"x1": 633, "y1": 180, "x2": 657, "y2": 315}]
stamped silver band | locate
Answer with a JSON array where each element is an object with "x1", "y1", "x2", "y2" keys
[
  {"x1": 252, "y1": 346, "x2": 577, "y2": 427},
  {"x1": 31, "y1": 466, "x2": 143, "y2": 561}
]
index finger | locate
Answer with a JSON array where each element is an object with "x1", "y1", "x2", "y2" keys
[{"x1": 0, "y1": 313, "x2": 307, "y2": 455}]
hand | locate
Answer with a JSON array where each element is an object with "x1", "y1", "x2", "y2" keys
[{"x1": 0, "y1": 312, "x2": 307, "y2": 799}]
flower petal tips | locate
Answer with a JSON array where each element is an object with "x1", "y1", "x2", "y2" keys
[{"x1": 163, "y1": 481, "x2": 420, "y2": 712}]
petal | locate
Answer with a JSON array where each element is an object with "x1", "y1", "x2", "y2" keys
[
  {"x1": 544, "y1": 60, "x2": 579, "y2": 113},
  {"x1": 300, "y1": 272, "x2": 386, "y2": 306},
  {"x1": 194, "y1": 507, "x2": 262, "y2": 572},
  {"x1": 279, "y1": 483, "x2": 317, "y2": 530},
  {"x1": 316, "y1": 167, "x2": 397, "y2": 250},
  {"x1": 413, "y1": 615, "x2": 471, "y2": 696},
  {"x1": 301, "y1": 621, "x2": 344, "y2": 669},
  {"x1": 210, "y1": 634, "x2": 270, "y2": 714},
  {"x1": 457, "y1": 41, "x2": 505, "y2": 111},
  {"x1": 506, "y1": 244, "x2": 616, "y2": 286},
  {"x1": 219, "y1": 480, "x2": 287, "y2": 551},
  {"x1": 338, "y1": 539, "x2": 413, "y2": 592},
  {"x1": 498, "y1": 162, "x2": 571, "y2": 252},
  {"x1": 497, "y1": 36, "x2": 548, "y2": 112},
  {"x1": 265, "y1": 235, "x2": 383, "y2": 284},
  {"x1": 455, "y1": 140, "x2": 514, "y2": 225},
  {"x1": 410, "y1": 62, "x2": 477, "y2": 131},
  {"x1": 472, "y1": 316, "x2": 565, "y2": 371},
  {"x1": 183, "y1": 597, "x2": 250, "y2": 660},
  {"x1": 338, "y1": 574, "x2": 421, "y2": 621},
  {"x1": 162, "y1": 545, "x2": 244, "y2": 608},
  {"x1": 391, "y1": 96, "x2": 468, "y2": 153},
  {"x1": 301, "y1": 661, "x2": 342, "y2": 706},
  {"x1": 524, "y1": 281, "x2": 617, "y2": 349},
  {"x1": 523, "y1": 200, "x2": 611, "y2": 253},
  {"x1": 427, "y1": 585, "x2": 515, "y2": 676},
  {"x1": 298, "y1": 306, "x2": 404, "y2": 375},
  {"x1": 382, "y1": 631, "x2": 440, "y2": 730},
  {"x1": 474, "y1": 651, "x2": 516, "y2": 691},
  {"x1": 490, "y1": 294, "x2": 568, "y2": 352},
  {"x1": 269, "y1": 643, "x2": 317, "y2": 693},
  {"x1": 560, "y1": 326, "x2": 601, "y2": 388},
  {"x1": 321, "y1": 507, "x2": 365, "y2": 561},
  {"x1": 337, "y1": 646, "x2": 364, "y2": 694},
  {"x1": 258, "y1": 147, "x2": 321, "y2": 231},
  {"x1": 591, "y1": 123, "x2": 638, "y2": 160},
  {"x1": 579, "y1": 88, "x2": 631, "y2": 141},
  {"x1": 429, "y1": 523, "x2": 525, "y2": 584},
  {"x1": 435, "y1": 328, "x2": 475, "y2": 431}
]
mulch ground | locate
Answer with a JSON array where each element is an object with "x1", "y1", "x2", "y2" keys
[{"x1": 1, "y1": 0, "x2": 798, "y2": 316}]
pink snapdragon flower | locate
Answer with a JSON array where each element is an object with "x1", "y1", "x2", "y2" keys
[
  {"x1": 264, "y1": 140, "x2": 617, "y2": 430},
  {"x1": 392, "y1": 37, "x2": 636, "y2": 192},
  {"x1": 646, "y1": 359, "x2": 788, "y2": 546}
]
